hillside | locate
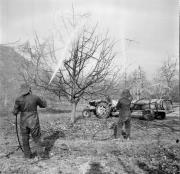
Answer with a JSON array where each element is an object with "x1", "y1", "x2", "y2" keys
[
  {"x1": 0, "y1": 45, "x2": 24, "y2": 72},
  {"x1": 0, "y1": 45, "x2": 25, "y2": 108}
]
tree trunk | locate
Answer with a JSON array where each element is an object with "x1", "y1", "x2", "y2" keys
[{"x1": 71, "y1": 102, "x2": 77, "y2": 123}]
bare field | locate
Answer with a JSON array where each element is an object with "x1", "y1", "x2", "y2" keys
[{"x1": 0, "y1": 104, "x2": 180, "y2": 174}]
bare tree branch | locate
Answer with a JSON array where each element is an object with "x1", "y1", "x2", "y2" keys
[{"x1": 18, "y1": 15, "x2": 118, "y2": 123}]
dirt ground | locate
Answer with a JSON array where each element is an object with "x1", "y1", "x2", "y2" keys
[{"x1": 0, "y1": 105, "x2": 180, "y2": 174}]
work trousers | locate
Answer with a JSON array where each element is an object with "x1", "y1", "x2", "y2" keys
[
  {"x1": 114, "y1": 118, "x2": 131, "y2": 139},
  {"x1": 20, "y1": 118, "x2": 44, "y2": 158}
]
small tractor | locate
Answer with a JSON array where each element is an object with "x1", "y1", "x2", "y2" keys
[
  {"x1": 82, "y1": 98, "x2": 173, "y2": 120},
  {"x1": 130, "y1": 99, "x2": 173, "y2": 120},
  {"x1": 82, "y1": 99, "x2": 118, "y2": 119}
]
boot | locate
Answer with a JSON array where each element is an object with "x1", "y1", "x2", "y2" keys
[
  {"x1": 22, "y1": 134, "x2": 32, "y2": 158},
  {"x1": 24, "y1": 152, "x2": 37, "y2": 159},
  {"x1": 35, "y1": 141, "x2": 50, "y2": 159}
]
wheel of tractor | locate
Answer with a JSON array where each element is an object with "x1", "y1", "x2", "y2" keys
[
  {"x1": 96, "y1": 102, "x2": 110, "y2": 119},
  {"x1": 82, "y1": 109, "x2": 91, "y2": 118},
  {"x1": 155, "y1": 112, "x2": 166, "y2": 120},
  {"x1": 143, "y1": 114, "x2": 154, "y2": 121},
  {"x1": 143, "y1": 110, "x2": 154, "y2": 121}
]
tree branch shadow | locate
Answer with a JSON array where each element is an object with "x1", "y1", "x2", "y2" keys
[
  {"x1": 136, "y1": 160, "x2": 165, "y2": 174},
  {"x1": 117, "y1": 157, "x2": 138, "y2": 174},
  {"x1": 42, "y1": 130, "x2": 65, "y2": 157},
  {"x1": 74, "y1": 115, "x2": 85, "y2": 123}
]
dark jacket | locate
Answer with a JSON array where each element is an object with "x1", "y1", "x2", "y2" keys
[
  {"x1": 12, "y1": 93, "x2": 47, "y2": 129},
  {"x1": 116, "y1": 95, "x2": 133, "y2": 121}
]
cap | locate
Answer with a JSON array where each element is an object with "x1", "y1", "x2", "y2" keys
[{"x1": 121, "y1": 89, "x2": 131, "y2": 98}]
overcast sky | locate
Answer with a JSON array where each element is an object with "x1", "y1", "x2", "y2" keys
[{"x1": 0, "y1": 0, "x2": 179, "y2": 79}]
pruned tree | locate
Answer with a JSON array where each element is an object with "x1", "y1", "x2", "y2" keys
[{"x1": 18, "y1": 24, "x2": 116, "y2": 123}]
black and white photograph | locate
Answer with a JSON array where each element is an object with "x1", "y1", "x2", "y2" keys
[{"x1": 0, "y1": 0, "x2": 179, "y2": 173}]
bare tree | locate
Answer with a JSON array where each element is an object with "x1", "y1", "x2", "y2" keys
[
  {"x1": 126, "y1": 66, "x2": 150, "y2": 100},
  {"x1": 160, "y1": 57, "x2": 177, "y2": 89},
  {"x1": 152, "y1": 57, "x2": 178, "y2": 99},
  {"x1": 150, "y1": 82, "x2": 170, "y2": 99},
  {"x1": 18, "y1": 25, "x2": 116, "y2": 123}
]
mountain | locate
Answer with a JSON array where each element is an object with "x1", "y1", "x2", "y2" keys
[{"x1": 0, "y1": 45, "x2": 25, "y2": 108}]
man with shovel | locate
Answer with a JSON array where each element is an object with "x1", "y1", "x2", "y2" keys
[{"x1": 12, "y1": 84, "x2": 47, "y2": 159}]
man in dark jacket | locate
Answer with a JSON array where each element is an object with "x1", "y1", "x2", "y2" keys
[
  {"x1": 12, "y1": 84, "x2": 47, "y2": 159},
  {"x1": 114, "y1": 89, "x2": 133, "y2": 139}
]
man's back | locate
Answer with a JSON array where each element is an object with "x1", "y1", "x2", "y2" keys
[
  {"x1": 12, "y1": 84, "x2": 48, "y2": 159},
  {"x1": 116, "y1": 97, "x2": 131, "y2": 111},
  {"x1": 13, "y1": 94, "x2": 47, "y2": 115}
]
